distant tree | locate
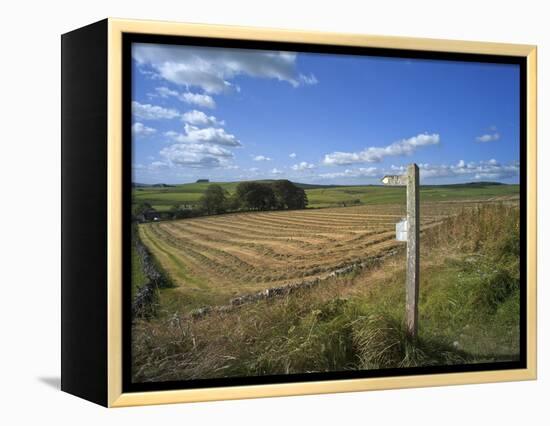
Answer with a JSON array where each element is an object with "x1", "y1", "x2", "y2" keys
[
  {"x1": 271, "y1": 180, "x2": 308, "y2": 209},
  {"x1": 133, "y1": 202, "x2": 152, "y2": 217},
  {"x1": 132, "y1": 202, "x2": 155, "y2": 222},
  {"x1": 235, "y1": 181, "x2": 276, "y2": 211},
  {"x1": 199, "y1": 184, "x2": 228, "y2": 215},
  {"x1": 169, "y1": 204, "x2": 196, "y2": 219},
  {"x1": 225, "y1": 192, "x2": 241, "y2": 211}
]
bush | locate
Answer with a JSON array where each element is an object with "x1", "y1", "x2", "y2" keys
[{"x1": 474, "y1": 267, "x2": 519, "y2": 312}]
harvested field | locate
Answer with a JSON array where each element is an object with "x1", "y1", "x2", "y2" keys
[{"x1": 137, "y1": 202, "x2": 477, "y2": 311}]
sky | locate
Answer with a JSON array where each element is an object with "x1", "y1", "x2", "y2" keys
[{"x1": 131, "y1": 42, "x2": 520, "y2": 185}]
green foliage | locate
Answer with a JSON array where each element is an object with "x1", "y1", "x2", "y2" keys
[
  {"x1": 199, "y1": 184, "x2": 228, "y2": 215},
  {"x1": 132, "y1": 202, "x2": 152, "y2": 218},
  {"x1": 271, "y1": 179, "x2": 308, "y2": 209},
  {"x1": 169, "y1": 204, "x2": 197, "y2": 219},
  {"x1": 235, "y1": 181, "x2": 277, "y2": 211}
]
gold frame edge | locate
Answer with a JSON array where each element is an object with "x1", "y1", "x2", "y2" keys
[{"x1": 106, "y1": 17, "x2": 537, "y2": 407}]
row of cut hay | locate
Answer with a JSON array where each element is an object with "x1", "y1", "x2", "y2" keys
[
  {"x1": 142, "y1": 225, "x2": 400, "y2": 290},
  {"x1": 138, "y1": 203, "x2": 459, "y2": 301},
  {"x1": 156, "y1": 220, "x2": 395, "y2": 267},
  {"x1": 164, "y1": 219, "x2": 393, "y2": 258}
]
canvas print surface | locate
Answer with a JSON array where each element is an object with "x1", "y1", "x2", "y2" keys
[{"x1": 129, "y1": 41, "x2": 521, "y2": 385}]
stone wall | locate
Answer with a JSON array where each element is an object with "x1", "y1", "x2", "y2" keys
[
  {"x1": 132, "y1": 233, "x2": 173, "y2": 318},
  {"x1": 189, "y1": 246, "x2": 403, "y2": 319}
]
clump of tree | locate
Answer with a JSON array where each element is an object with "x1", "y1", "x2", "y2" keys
[
  {"x1": 234, "y1": 180, "x2": 308, "y2": 211},
  {"x1": 272, "y1": 180, "x2": 308, "y2": 210},
  {"x1": 233, "y1": 180, "x2": 307, "y2": 211},
  {"x1": 165, "y1": 180, "x2": 308, "y2": 220},
  {"x1": 199, "y1": 184, "x2": 228, "y2": 215},
  {"x1": 234, "y1": 181, "x2": 277, "y2": 211}
]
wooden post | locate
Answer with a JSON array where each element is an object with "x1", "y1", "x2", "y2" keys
[
  {"x1": 381, "y1": 164, "x2": 420, "y2": 339},
  {"x1": 406, "y1": 164, "x2": 419, "y2": 339}
]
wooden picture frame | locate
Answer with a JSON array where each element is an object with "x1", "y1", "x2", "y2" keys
[{"x1": 61, "y1": 18, "x2": 537, "y2": 407}]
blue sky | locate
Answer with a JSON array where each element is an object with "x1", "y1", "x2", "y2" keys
[{"x1": 131, "y1": 42, "x2": 520, "y2": 185}]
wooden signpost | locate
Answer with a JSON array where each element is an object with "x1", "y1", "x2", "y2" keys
[{"x1": 381, "y1": 163, "x2": 420, "y2": 339}]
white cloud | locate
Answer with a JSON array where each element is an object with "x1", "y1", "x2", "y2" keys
[
  {"x1": 180, "y1": 92, "x2": 216, "y2": 109},
  {"x1": 182, "y1": 110, "x2": 225, "y2": 127},
  {"x1": 289, "y1": 153, "x2": 297, "y2": 158},
  {"x1": 417, "y1": 159, "x2": 519, "y2": 180},
  {"x1": 315, "y1": 159, "x2": 518, "y2": 182},
  {"x1": 153, "y1": 87, "x2": 217, "y2": 109},
  {"x1": 476, "y1": 132, "x2": 500, "y2": 143},
  {"x1": 165, "y1": 124, "x2": 241, "y2": 147},
  {"x1": 291, "y1": 161, "x2": 316, "y2": 171},
  {"x1": 159, "y1": 142, "x2": 234, "y2": 168},
  {"x1": 154, "y1": 86, "x2": 179, "y2": 98},
  {"x1": 132, "y1": 122, "x2": 157, "y2": 137},
  {"x1": 133, "y1": 43, "x2": 317, "y2": 94},
  {"x1": 253, "y1": 155, "x2": 271, "y2": 162},
  {"x1": 249, "y1": 167, "x2": 259, "y2": 172},
  {"x1": 132, "y1": 101, "x2": 180, "y2": 120},
  {"x1": 150, "y1": 161, "x2": 170, "y2": 170},
  {"x1": 318, "y1": 167, "x2": 379, "y2": 179},
  {"x1": 271, "y1": 168, "x2": 284, "y2": 175},
  {"x1": 322, "y1": 133, "x2": 440, "y2": 165},
  {"x1": 299, "y1": 73, "x2": 319, "y2": 85}
]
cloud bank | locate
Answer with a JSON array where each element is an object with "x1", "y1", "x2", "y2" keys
[
  {"x1": 133, "y1": 43, "x2": 318, "y2": 94},
  {"x1": 322, "y1": 133, "x2": 440, "y2": 165}
]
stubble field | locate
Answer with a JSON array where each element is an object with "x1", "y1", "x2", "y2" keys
[{"x1": 138, "y1": 201, "x2": 477, "y2": 311}]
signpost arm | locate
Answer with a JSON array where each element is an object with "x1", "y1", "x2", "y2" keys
[{"x1": 406, "y1": 164, "x2": 420, "y2": 339}]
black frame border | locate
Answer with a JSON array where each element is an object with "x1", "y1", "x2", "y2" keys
[{"x1": 122, "y1": 33, "x2": 527, "y2": 394}]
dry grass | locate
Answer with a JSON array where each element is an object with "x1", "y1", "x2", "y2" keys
[{"x1": 132, "y1": 201, "x2": 520, "y2": 382}]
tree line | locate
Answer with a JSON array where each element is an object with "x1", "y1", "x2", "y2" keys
[
  {"x1": 134, "y1": 180, "x2": 308, "y2": 222},
  {"x1": 199, "y1": 180, "x2": 308, "y2": 215}
]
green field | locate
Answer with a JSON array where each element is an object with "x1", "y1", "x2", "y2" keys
[{"x1": 133, "y1": 181, "x2": 519, "y2": 211}]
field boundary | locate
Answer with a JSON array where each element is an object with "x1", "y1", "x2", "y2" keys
[
  {"x1": 133, "y1": 231, "x2": 173, "y2": 318},
  {"x1": 188, "y1": 245, "x2": 404, "y2": 319}
]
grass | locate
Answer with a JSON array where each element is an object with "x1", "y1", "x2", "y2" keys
[
  {"x1": 132, "y1": 202, "x2": 520, "y2": 382},
  {"x1": 132, "y1": 180, "x2": 519, "y2": 210},
  {"x1": 306, "y1": 183, "x2": 519, "y2": 207}
]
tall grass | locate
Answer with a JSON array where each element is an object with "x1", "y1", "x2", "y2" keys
[{"x1": 132, "y1": 202, "x2": 520, "y2": 382}]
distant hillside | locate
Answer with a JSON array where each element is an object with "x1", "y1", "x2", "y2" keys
[
  {"x1": 134, "y1": 180, "x2": 509, "y2": 190},
  {"x1": 133, "y1": 183, "x2": 175, "y2": 188},
  {"x1": 422, "y1": 181, "x2": 505, "y2": 188},
  {"x1": 133, "y1": 178, "x2": 519, "y2": 211}
]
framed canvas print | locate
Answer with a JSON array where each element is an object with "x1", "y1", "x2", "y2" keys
[{"x1": 61, "y1": 18, "x2": 537, "y2": 407}]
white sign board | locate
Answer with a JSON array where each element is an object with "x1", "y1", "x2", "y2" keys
[
  {"x1": 396, "y1": 218, "x2": 408, "y2": 242},
  {"x1": 381, "y1": 175, "x2": 406, "y2": 186}
]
